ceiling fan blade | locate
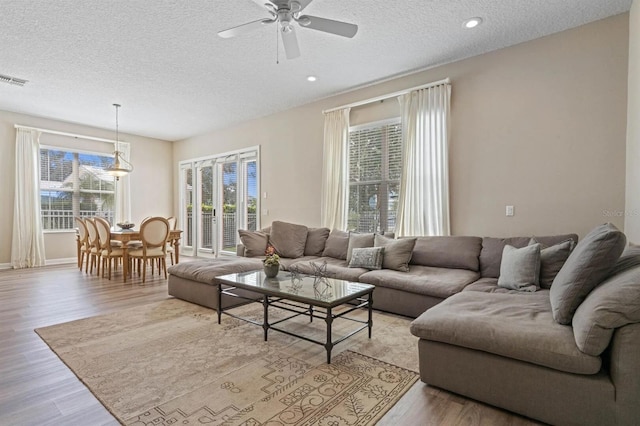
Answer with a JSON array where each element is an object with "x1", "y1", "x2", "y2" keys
[
  {"x1": 298, "y1": 15, "x2": 358, "y2": 38},
  {"x1": 218, "y1": 19, "x2": 272, "y2": 38},
  {"x1": 281, "y1": 27, "x2": 300, "y2": 59},
  {"x1": 250, "y1": 0, "x2": 277, "y2": 9}
]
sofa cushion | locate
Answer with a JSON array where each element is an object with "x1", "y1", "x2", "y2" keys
[
  {"x1": 480, "y1": 234, "x2": 578, "y2": 278},
  {"x1": 279, "y1": 256, "x2": 321, "y2": 271},
  {"x1": 463, "y1": 277, "x2": 551, "y2": 295},
  {"x1": 304, "y1": 227, "x2": 330, "y2": 257},
  {"x1": 269, "y1": 221, "x2": 309, "y2": 259},
  {"x1": 530, "y1": 237, "x2": 574, "y2": 289},
  {"x1": 290, "y1": 257, "x2": 369, "y2": 282},
  {"x1": 550, "y1": 223, "x2": 626, "y2": 325},
  {"x1": 572, "y1": 264, "x2": 640, "y2": 356},
  {"x1": 410, "y1": 292, "x2": 601, "y2": 375},
  {"x1": 349, "y1": 247, "x2": 384, "y2": 270},
  {"x1": 322, "y1": 229, "x2": 349, "y2": 260},
  {"x1": 374, "y1": 234, "x2": 416, "y2": 272},
  {"x1": 237, "y1": 230, "x2": 269, "y2": 258},
  {"x1": 410, "y1": 236, "x2": 482, "y2": 271},
  {"x1": 346, "y1": 233, "x2": 375, "y2": 263},
  {"x1": 497, "y1": 244, "x2": 541, "y2": 292},
  {"x1": 167, "y1": 258, "x2": 263, "y2": 284},
  {"x1": 359, "y1": 266, "x2": 480, "y2": 299},
  {"x1": 607, "y1": 243, "x2": 640, "y2": 276}
]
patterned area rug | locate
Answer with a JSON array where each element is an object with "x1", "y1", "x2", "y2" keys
[{"x1": 35, "y1": 298, "x2": 418, "y2": 425}]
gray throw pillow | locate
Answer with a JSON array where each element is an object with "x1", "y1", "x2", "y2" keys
[
  {"x1": 349, "y1": 247, "x2": 385, "y2": 269},
  {"x1": 550, "y1": 223, "x2": 627, "y2": 325},
  {"x1": 374, "y1": 234, "x2": 416, "y2": 272},
  {"x1": 269, "y1": 221, "x2": 308, "y2": 259},
  {"x1": 346, "y1": 233, "x2": 375, "y2": 263},
  {"x1": 497, "y1": 244, "x2": 541, "y2": 292},
  {"x1": 572, "y1": 264, "x2": 640, "y2": 356},
  {"x1": 529, "y1": 237, "x2": 574, "y2": 289},
  {"x1": 237, "y1": 230, "x2": 269, "y2": 258},
  {"x1": 304, "y1": 227, "x2": 330, "y2": 256},
  {"x1": 322, "y1": 229, "x2": 349, "y2": 260}
]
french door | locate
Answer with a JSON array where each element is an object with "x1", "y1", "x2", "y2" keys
[{"x1": 179, "y1": 148, "x2": 259, "y2": 257}]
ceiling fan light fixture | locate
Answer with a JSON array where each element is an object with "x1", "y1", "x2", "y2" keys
[
  {"x1": 463, "y1": 17, "x2": 483, "y2": 29},
  {"x1": 307, "y1": 75, "x2": 317, "y2": 82}
]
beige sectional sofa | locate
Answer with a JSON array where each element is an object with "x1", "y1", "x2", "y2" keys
[{"x1": 166, "y1": 221, "x2": 640, "y2": 425}]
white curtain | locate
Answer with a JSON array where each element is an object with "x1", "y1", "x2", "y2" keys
[
  {"x1": 395, "y1": 83, "x2": 451, "y2": 237},
  {"x1": 114, "y1": 141, "x2": 131, "y2": 225},
  {"x1": 11, "y1": 128, "x2": 47, "y2": 268},
  {"x1": 320, "y1": 108, "x2": 351, "y2": 230}
]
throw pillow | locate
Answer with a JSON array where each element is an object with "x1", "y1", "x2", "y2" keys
[
  {"x1": 269, "y1": 221, "x2": 309, "y2": 259},
  {"x1": 529, "y1": 237, "x2": 574, "y2": 289},
  {"x1": 304, "y1": 227, "x2": 331, "y2": 257},
  {"x1": 322, "y1": 229, "x2": 349, "y2": 260},
  {"x1": 374, "y1": 234, "x2": 416, "y2": 272},
  {"x1": 237, "y1": 230, "x2": 269, "y2": 258},
  {"x1": 349, "y1": 247, "x2": 385, "y2": 269},
  {"x1": 550, "y1": 223, "x2": 627, "y2": 325},
  {"x1": 497, "y1": 244, "x2": 541, "y2": 292},
  {"x1": 346, "y1": 233, "x2": 375, "y2": 263}
]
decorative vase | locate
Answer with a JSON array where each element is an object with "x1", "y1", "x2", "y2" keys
[{"x1": 264, "y1": 264, "x2": 279, "y2": 278}]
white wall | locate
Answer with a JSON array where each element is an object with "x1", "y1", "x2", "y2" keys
[
  {"x1": 175, "y1": 14, "x2": 629, "y2": 239},
  {"x1": 0, "y1": 110, "x2": 173, "y2": 264},
  {"x1": 625, "y1": 0, "x2": 640, "y2": 242}
]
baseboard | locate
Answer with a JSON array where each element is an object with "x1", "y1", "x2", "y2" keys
[{"x1": 0, "y1": 257, "x2": 76, "y2": 271}]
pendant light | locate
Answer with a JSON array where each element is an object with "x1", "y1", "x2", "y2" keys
[{"x1": 106, "y1": 103, "x2": 133, "y2": 180}]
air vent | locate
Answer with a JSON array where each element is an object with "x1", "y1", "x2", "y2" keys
[{"x1": 0, "y1": 73, "x2": 28, "y2": 87}]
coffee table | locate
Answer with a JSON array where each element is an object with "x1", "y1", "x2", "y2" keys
[{"x1": 215, "y1": 270, "x2": 374, "y2": 364}]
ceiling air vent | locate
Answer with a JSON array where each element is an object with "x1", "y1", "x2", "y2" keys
[{"x1": 0, "y1": 73, "x2": 28, "y2": 87}]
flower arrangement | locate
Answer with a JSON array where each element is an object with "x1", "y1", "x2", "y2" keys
[{"x1": 263, "y1": 245, "x2": 280, "y2": 267}]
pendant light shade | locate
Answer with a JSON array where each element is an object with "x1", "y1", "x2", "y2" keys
[{"x1": 106, "y1": 103, "x2": 133, "y2": 180}]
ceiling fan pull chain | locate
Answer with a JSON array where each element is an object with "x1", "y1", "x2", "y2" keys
[{"x1": 276, "y1": 23, "x2": 280, "y2": 64}]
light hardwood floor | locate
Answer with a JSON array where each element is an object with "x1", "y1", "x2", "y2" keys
[{"x1": 0, "y1": 261, "x2": 541, "y2": 426}]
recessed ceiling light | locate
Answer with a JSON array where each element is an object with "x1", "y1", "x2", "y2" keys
[
  {"x1": 307, "y1": 75, "x2": 317, "y2": 82},
  {"x1": 463, "y1": 17, "x2": 483, "y2": 29}
]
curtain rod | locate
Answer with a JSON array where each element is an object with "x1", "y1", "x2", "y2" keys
[
  {"x1": 14, "y1": 124, "x2": 119, "y2": 145},
  {"x1": 322, "y1": 77, "x2": 451, "y2": 114}
]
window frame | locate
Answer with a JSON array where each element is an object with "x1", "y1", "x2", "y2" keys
[
  {"x1": 348, "y1": 117, "x2": 402, "y2": 234},
  {"x1": 39, "y1": 144, "x2": 117, "y2": 233}
]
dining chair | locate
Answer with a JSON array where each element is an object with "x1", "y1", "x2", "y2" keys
[
  {"x1": 75, "y1": 217, "x2": 90, "y2": 271},
  {"x1": 128, "y1": 217, "x2": 171, "y2": 283},
  {"x1": 85, "y1": 218, "x2": 101, "y2": 275},
  {"x1": 166, "y1": 216, "x2": 177, "y2": 265},
  {"x1": 95, "y1": 217, "x2": 124, "y2": 280}
]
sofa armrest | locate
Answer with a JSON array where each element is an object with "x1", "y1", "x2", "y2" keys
[
  {"x1": 609, "y1": 322, "x2": 640, "y2": 424},
  {"x1": 236, "y1": 243, "x2": 246, "y2": 257}
]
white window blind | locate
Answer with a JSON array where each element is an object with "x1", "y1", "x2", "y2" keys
[
  {"x1": 348, "y1": 119, "x2": 402, "y2": 233},
  {"x1": 40, "y1": 147, "x2": 116, "y2": 230}
]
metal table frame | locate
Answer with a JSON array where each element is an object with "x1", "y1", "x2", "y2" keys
[{"x1": 216, "y1": 274, "x2": 374, "y2": 364}]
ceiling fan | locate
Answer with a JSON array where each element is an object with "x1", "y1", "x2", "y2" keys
[{"x1": 218, "y1": 0, "x2": 358, "y2": 60}]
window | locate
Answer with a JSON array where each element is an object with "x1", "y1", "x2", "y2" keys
[
  {"x1": 348, "y1": 119, "x2": 402, "y2": 233},
  {"x1": 40, "y1": 147, "x2": 116, "y2": 230}
]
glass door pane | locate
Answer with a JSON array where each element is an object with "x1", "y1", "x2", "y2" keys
[
  {"x1": 180, "y1": 164, "x2": 194, "y2": 256},
  {"x1": 198, "y1": 164, "x2": 215, "y2": 255},
  {"x1": 220, "y1": 160, "x2": 238, "y2": 254},
  {"x1": 245, "y1": 160, "x2": 258, "y2": 231}
]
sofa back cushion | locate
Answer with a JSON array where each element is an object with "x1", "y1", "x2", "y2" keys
[
  {"x1": 480, "y1": 233, "x2": 578, "y2": 278},
  {"x1": 322, "y1": 229, "x2": 349, "y2": 260},
  {"x1": 238, "y1": 230, "x2": 269, "y2": 258},
  {"x1": 269, "y1": 221, "x2": 309, "y2": 259},
  {"x1": 346, "y1": 233, "x2": 375, "y2": 263},
  {"x1": 550, "y1": 223, "x2": 626, "y2": 325},
  {"x1": 572, "y1": 261, "x2": 640, "y2": 356},
  {"x1": 410, "y1": 236, "x2": 482, "y2": 271},
  {"x1": 304, "y1": 227, "x2": 330, "y2": 256}
]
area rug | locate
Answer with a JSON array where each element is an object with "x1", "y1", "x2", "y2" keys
[{"x1": 35, "y1": 298, "x2": 419, "y2": 425}]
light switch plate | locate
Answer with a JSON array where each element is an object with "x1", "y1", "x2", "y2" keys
[{"x1": 506, "y1": 205, "x2": 514, "y2": 216}]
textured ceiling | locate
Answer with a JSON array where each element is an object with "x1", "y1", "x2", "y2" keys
[{"x1": 0, "y1": 0, "x2": 633, "y2": 141}]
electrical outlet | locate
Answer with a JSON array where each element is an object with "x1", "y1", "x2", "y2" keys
[
  {"x1": 262, "y1": 208, "x2": 269, "y2": 216},
  {"x1": 506, "y1": 205, "x2": 514, "y2": 217}
]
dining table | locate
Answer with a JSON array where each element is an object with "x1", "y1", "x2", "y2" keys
[{"x1": 110, "y1": 228, "x2": 183, "y2": 282}]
